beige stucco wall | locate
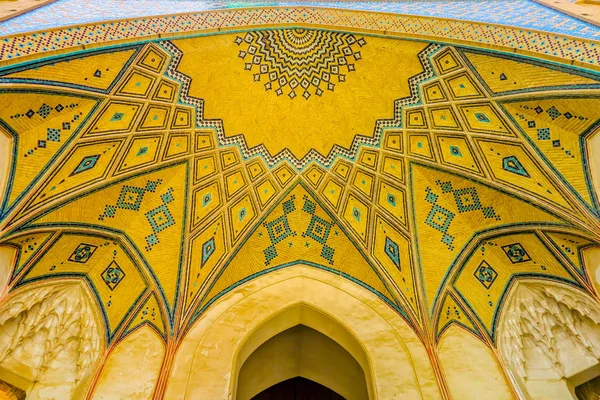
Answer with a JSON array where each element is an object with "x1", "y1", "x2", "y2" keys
[
  {"x1": 92, "y1": 325, "x2": 165, "y2": 399},
  {"x1": 438, "y1": 325, "x2": 514, "y2": 399}
]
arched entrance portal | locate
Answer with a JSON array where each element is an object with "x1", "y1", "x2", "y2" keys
[
  {"x1": 237, "y1": 324, "x2": 368, "y2": 400},
  {"x1": 252, "y1": 377, "x2": 345, "y2": 400},
  {"x1": 165, "y1": 265, "x2": 442, "y2": 399}
]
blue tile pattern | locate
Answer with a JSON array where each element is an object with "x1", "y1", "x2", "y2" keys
[{"x1": 0, "y1": 0, "x2": 598, "y2": 40}]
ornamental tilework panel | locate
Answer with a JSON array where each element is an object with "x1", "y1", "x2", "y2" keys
[
  {"x1": 197, "y1": 183, "x2": 401, "y2": 318},
  {"x1": 474, "y1": 139, "x2": 581, "y2": 214},
  {"x1": 436, "y1": 292, "x2": 479, "y2": 339},
  {"x1": 372, "y1": 214, "x2": 420, "y2": 318},
  {"x1": 0, "y1": 47, "x2": 139, "y2": 92},
  {"x1": 0, "y1": 92, "x2": 99, "y2": 217},
  {"x1": 463, "y1": 50, "x2": 600, "y2": 95},
  {"x1": 454, "y1": 232, "x2": 580, "y2": 339},
  {"x1": 1, "y1": 231, "x2": 54, "y2": 278},
  {"x1": 0, "y1": 32, "x2": 599, "y2": 346},
  {"x1": 235, "y1": 30, "x2": 367, "y2": 100},
  {"x1": 165, "y1": 35, "x2": 438, "y2": 168},
  {"x1": 125, "y1": 293, "x2": 167, "y2": 337},
  {"x1": 411, "y1": 164, "x2": 565, "y2": 311},
  {"x1": 500, "y1": 98, "x2": 600, "y2": 212},
  {"x1": 28, "y1": 163, "x2": 188, "y2": 315},
  {"x1": 545, "y1": 231, "x2": 598, "y2": 277},
  {"x1": 17, "y1": 232, "x2": 147, "y2": 338},
  {"x1": 24, "y1": 140, "x2": 124, "y2": 214},
  {"x1": 185, "y1": 216, "x2": 227, "y2": 310}
]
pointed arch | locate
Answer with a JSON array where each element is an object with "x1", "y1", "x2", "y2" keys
[{"x1": 165, "y1": 265, "x2": 442, "y2": 399}]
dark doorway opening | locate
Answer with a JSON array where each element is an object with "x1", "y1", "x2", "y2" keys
[{"x1": 251, "y1": 376, "x2": 346, "y2": 400}]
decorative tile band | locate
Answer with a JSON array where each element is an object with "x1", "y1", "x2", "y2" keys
[
  {"x1": 0, "y1": 7, "x2": 599, "y2": 69},
  {"x1": 2, "y1": 0, "x2": 598, "y2": 39}
]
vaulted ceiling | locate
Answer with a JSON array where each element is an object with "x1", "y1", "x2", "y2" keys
[{"x1": 0, "y1": 24, "x2": 599, "y2": 347}]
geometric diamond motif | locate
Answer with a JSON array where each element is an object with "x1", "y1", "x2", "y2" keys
[
  {"x1": 103, "y1": 205, "x2": 117, "y2": 218},
  {"x1": 501, "y1": 243, "x2": 531, "y2": 263},
  {"x1": 264, "y1": 245, "x2": 278, "y2": 265},
  {"x1": 425, "y1": 204, "x2": 454, "y2": 234},
  {"x1": 146, "y1": 204, "x2": 175, "y2": 232},
  {"x1": 101, "y1": 260, "x2": 126, "y2": 290},
  {"x1": 537, "y1": 127, "x2": 550, "y2": 140},
  {"x1": 68, "y1": 243, "x2": 98, "y2": 263},
  {"x1": 302, "y1": 196, "x2": 316, "y2": 214},
  {"x1": 99, "y1": 179, "x2": 162, "y2": 221},
  {"x1": 384, "y1": 236, "x2": 401, "y2": 270},
  {"x1": 482, "y1": 206, "x2": 500, "y2": 220},
  {"x1": 161, "y1": 190, "x2": 174, "y2": 203},
  {"x1": 387, "y1": 193, "x2": 397, "y2": 206},
  {"x1": 145, "y1": 180, "x2": 161, "y2": 192},
  {"x1": 475, "y1": 112, "x2": 490, "y2": 123},
  {"x1": 144, "y1": 188, "x2": 176, "y2": 251},
  {"x1": 265, "y1": 215, "x2": 294, "y2": 246},
  {"x1": 425, "y1": 188, "x2": 439, "y2": 204},
  {"x1": 321, "y1": 245, "x2": 334, "y2": 261},
  {"x1": 438, "y1": 181, "x2": 453, "y2": 193},
  {"x1": 146, "y1": 234, "x2": 159, "y2": 249},
  {"x1": 283, "y1": 197, "x2": 296, "y2": 214},
  {"x1": 70, "y1": 154, "x2": 101, "y2": 176},
  {"x1": 263, "y1": 195, "x2": 297, "y2": 265},
  {"x1": 37, "y1": 103, "x2": 52, "y2": 118},
  {"x1": 116, "y1": 186, "x2": 145, "y2": 211},
  {"x1": 301, "y1": 195, "x2": 335, "y2": 264},
  {"x1": 201, "y1": 193, "x2": 212, "y2": 207},
  {"x1": 453, "y1": 187, "x2": 482, "y2": 213},
  {"x1": 424, "y1": 183, "x2": 458, "y2": 251},
  {"x1": 238, "y1": 207, "x2": 248, "y2": 222},
  {"x1": 546, "y1": 106, "x2": 561, "y2": 120},
  {"x1": 200, "y1": 237, "x2": 215, "y2": 268},
  {"x1": 502, "y1": 155, "x2": 530, "y2": 178},
  {"x1": 449, "y1": 145, "x2": 462, "y2": 157},
  {"x1": 425, "y1": 181, "x2": 501, "y2": 251},
  {"x1": 47, "y1": 128, "x2": 61, "y2": 142},
  {"x1": 473, "y1": 260, "x2": 497, "y2": 289},
  {"x1": 303, "y1": 214, "x2": 333, "y2": 246},
  {"x1": 351, "y1": 206, "x2": 361, "y2": 223},
  {"x1": 111, "y1": 112, "x2": 124, "y2": 121}
]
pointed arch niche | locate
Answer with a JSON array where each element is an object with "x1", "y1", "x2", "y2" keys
[
  {"x1": 236, "y1": 317, "x2": 368, "y2": 400},
  {"x1": 165, "y1": 265, "x2": 442, "y2": 399}
]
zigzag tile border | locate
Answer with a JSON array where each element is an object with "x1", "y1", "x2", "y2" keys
[
  {"x1": 162, "y1": 39, "x2": 439, "y2": 169},
  {"x1": 0, "y1": 7, "x2": 599, "y2": 69}
]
